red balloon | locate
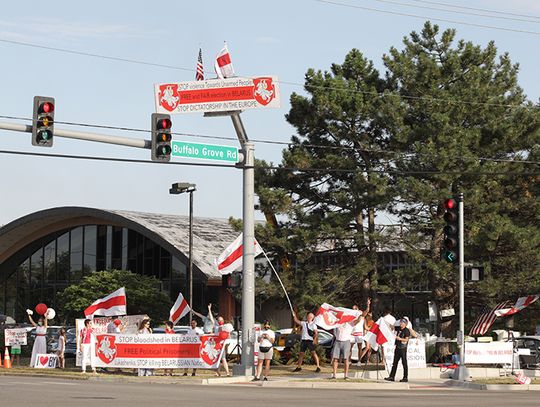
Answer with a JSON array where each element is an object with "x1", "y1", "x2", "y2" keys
[
  {"x1": 218, "y1": 331, "x2": 229, "y2": 340},
  {"x1": 35, "y1": 303, "x2": 48, "y2": 315}
]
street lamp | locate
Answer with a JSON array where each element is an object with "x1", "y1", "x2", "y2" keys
[{"x1": 169, "y1": 182, "x2": 196, "y2": 322}]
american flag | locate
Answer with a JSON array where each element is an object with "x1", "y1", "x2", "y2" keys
[
  {"x1": 196, "y1": 48, "x2": 204, "y2": 81},
  {"x1": 469, "y1": 300, "x2": 511, "y2": 336}
]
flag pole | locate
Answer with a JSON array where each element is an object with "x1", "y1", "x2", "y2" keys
[{"x1": 260, "y1": 250, "x2": 294, "y2": 314}]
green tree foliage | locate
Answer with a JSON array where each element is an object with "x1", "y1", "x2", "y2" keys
[
  {"x1": 383, "y1": 22, "x2": 540, "y2": 334},
  {"x1": 57, "y1": 270, "x2": 171, "y2": 323}
]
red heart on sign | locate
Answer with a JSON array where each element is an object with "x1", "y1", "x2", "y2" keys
[{"x1": 39, "y1": 356, "x2": 49, "y2": 366}]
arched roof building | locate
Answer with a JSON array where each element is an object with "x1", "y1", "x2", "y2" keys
[{"x1": 0, "y1": 207, "x2": 239, "y2": 322}]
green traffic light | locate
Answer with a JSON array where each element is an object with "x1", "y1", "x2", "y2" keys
[{"x1": 444, "y1": 250, "x2": 456, "y2": 263}]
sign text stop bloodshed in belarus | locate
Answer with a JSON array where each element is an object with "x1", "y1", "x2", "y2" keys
[{"x1": 154, "y1": 76, "x2": 280, "y2": 114}]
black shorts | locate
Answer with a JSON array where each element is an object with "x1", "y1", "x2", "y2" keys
[{"x1": 300, "y1": 340, "x2": 315, "y2": 352}]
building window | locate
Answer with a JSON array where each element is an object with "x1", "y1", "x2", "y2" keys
[
  {"x1": 70, "y1": 227, "x2": 83, "y2": 282},
  {"x1": 84, "y1": 225, "x2": 97, "y2": 273}
]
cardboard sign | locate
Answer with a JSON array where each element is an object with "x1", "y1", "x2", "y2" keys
[
  {"x1": 4, "y1": 328, "x2": 28, "y2": 346},
  {"x1": 154, "y1": 76, "x2": 280, "y2": 114},
  {"x1": 34, "y1": 354, "x2": 58, "y2": 369},
  {"x1": 463, "y1": 342, "x2": 513, "y2": 364},
  {"x1": 383, "y1": 339, "x2": 427, "y2": 370},
  {"x1": 91, "y1": 334, "x2": 226, "y2": 369}
]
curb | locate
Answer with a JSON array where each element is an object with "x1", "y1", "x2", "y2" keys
[
  {"x1": 445, "y1": 379, "x2": 540, "y2": 391},
  {"x1": 261, "y1": 380, "x2": 409, "y2": 390}
]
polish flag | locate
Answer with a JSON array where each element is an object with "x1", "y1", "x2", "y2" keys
[
  {"x1": 215, "y1": 233, "x2": 264, "y2": 275},
  {"x1": 494, "y1": 295, "x2": 539, "y2": 317},
  {"x1": 363, "y1": 317, "x2": 395, "y2": 351},
  {"x1": 313, "y1": 303, "x2": 361, "y2": 330},
  {"x1": 214, "y1": 43, "x2": 234, "y2": 79},
  {"x1": 170, "y1": 292, "x2": 190, "y2": 325},
  {"x1": 84, "y1": 287, "x2": 127, "y2": 318}
]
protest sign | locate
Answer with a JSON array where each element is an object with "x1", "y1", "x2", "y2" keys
[
  {"x1": 383, "y1": 338, "x2": 427, "y2": 371},
  {"x1": 34, "y1": 354, "x2": 58, "y2": 369},
  {"x1": 463, "y1": 342, "x2": 513, "y2": 364},
  {"x1": 4, "y1": 328, "x2": 27, "y2": 346},
  {"x1": 91, "y1": 333, "x2": 226, "y2": 369}
]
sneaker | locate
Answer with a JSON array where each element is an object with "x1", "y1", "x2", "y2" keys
[
  {"x1": 191, "y1": 373, "x2": 196, "y2": 376},
  {"x1": 182, "y1": 373, "x2": 187, "y2": 376},
  {"x1": 293, "y1": 367, "x2": 302, "y2": 372},
  {"x1": 384, "y1": 377, "x2": 395, "y2": 382},
  {"x1": 315, "y1": 367, "x2": 321, "y2": 373},
  {"x1": 344, "y1": 376, "x2": 349, "y2": 380},
  {"x1": 251, "y1": 377, "x2": 260, "y2": 382},
  {"x1": 263, "y1": 377, "x2": 268, "y2": 381},
  {"x1": 400, "y1": 378, "x2": 408, "y2": 382},
  {"x1": 330, "y1": 375, "x2": 336, "y2": 380}
]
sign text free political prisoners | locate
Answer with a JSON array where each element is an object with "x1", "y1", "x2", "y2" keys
[{"x1": 154, "y1": 76, "x2": 280, "y2": 114}]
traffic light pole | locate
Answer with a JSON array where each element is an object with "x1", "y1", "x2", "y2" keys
[
  {"x1": 456, "y1": 192, "x2": 469, "y2": 381},
  {"x1": 0, "y1": 121, "x2": 150, "y2": 149},
  {"x1": 229, "y1": 112, "x2": 256, "y2": 378}
]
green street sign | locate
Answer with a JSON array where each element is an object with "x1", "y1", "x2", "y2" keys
[{"x1": 171, "y1": 141, "x2": 239, "y2": 162}]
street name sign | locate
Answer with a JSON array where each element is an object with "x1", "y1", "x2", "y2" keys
[
  {"x1": 154, "y1": 76, "x2": 280, "y2": 114},
  {"x1": 171, "y1": 141, "x2": 239, "y2": 162}
]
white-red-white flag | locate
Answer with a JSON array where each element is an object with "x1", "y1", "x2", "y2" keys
[
  {"x1": 313, "y1": 303, "x2": 361, "y2": 330},
  {"x1": 84, "y1": 287, "x2": 127, "y2": 318},
  {"x1": 214, "y1": 43, "x2": 234, "y2": 79},
  {"x1": 494, "y1": 295, "x2": 539, "y2": 317},
  {"x1": 215, "y1": 233, "x2": 264, "y2": 275},
  {"x1": 169, "y1": 292, "x2": 190, "y2": 324},
  {"x1": 363, "y1": 317, "x2": 396, "y2": 351}
]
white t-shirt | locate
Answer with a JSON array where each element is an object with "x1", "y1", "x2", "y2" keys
[
  {"x1": 334, "y1": 322, "x2": 355, "y2": 342},
  {"x1": 301, "y1": 321, "x2": 317, "y2": 341},
  {"x1": 352, "y1": 316, "x2": 365, "y2": 336},
  {"x1": 191, "y1": 327, "x2": 204, "y2": 336},
  {"x1": 259, "y1": 329, "x2": 275, "y2": 348}
]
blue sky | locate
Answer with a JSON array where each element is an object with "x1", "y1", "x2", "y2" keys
[{"x1": 1, "y1": 0, "x2": 539, "y2": 225}]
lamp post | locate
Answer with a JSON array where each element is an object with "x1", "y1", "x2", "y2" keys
[{"x1": 169, "y1": 182, "x2": 196, "y2": 322}]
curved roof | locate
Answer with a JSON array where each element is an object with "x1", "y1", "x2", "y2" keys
[{"x1": 0, "y1": 206, "x2": 240, "y2": 281}]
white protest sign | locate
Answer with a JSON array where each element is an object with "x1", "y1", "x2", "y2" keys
[
  {"x1": 154, "y1": 76, "x2": 280, "y2": 114},
  {"x1": 5, "y1": 328, "x2": 27, "y2": 346},
  {"x1": 463, "y1": 342, "x2": 513, "y2": 364},
  {"x1": 34, "y1": 354, "x2": 58, "y2": 369},
  {"x1": 383, "y1": 338, "x2": 427, "y2": 371}
]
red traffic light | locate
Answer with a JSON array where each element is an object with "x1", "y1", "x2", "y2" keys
[
  {"x1": 444, "y1": 198, "x2": 456, "y2": 210},
  {"x1": 39, "y1": 102, "x2": 54, "y2": 114},
  {"x1": 157, "y1": 118, "x2": 172, "y2": 130}
]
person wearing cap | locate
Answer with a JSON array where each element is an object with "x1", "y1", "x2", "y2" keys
[
  {"x1": 107, "y1": 318, "x2": 123, "y2": 334},
  {"x1": 385, "y1": 318, "x2": 411, "y2": 382}
]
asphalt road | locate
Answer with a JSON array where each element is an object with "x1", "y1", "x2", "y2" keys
[{"x1": 0, "y1": 376, "x2": 537, "y2": 407}]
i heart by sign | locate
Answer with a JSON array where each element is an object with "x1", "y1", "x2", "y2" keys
[{"x1": 34, "y1": 353, "x2": 57, "y2": 369}]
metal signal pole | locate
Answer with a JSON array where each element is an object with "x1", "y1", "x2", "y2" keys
[{"x1": 456, "y1": 192, "x2": 470, "y2": 381}]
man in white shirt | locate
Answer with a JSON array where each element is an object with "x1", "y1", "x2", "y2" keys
[
  {"x1": 331, "y1": 298, "x2": 370, "y2": 379},
  {"x1": 292, "y1": 311, "x2": 321, "y2": 373}
]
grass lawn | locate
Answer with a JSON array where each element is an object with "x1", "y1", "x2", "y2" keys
[{"x1": 472, "y1": 377, "x2": 539, "y2": 385}]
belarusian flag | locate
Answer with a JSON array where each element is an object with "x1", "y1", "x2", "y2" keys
[
  {"x1": 215, "y1": 233, "x2": 263, "y2": 275},
  {"x1": 363, "y1": 317, "x2": 395, "y2": 351},
  {"x1": 169, "y1": 292, "x2": 190, "y2": 324}
]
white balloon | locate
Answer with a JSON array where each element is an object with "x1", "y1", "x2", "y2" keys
[
  {"x1": 45, "y1": 308, "x2": 56, "y2": 320},
  {"x1": 222, "y1": 323, "x2": 234, "y2": 333},
  {"x1": 26, "y1": 309, "x2": 33, "y2": 315}
]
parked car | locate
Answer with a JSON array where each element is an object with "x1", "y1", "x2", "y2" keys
[
  {"x1": 274, "y1": 327, "x2": 337, "y2": 363},
  {"x1": 50, "y1": 332, "x2": 77, "y2": 357},
  {"x1": 515, "y1": 336, "x2": 540, "y2": 369}
]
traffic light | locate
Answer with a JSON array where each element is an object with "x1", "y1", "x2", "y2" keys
[
  {"x1": 32, "y1": 96, "x2": 55, "y2": 147},
  {"x1": 442, "y1": 197, "x2": 459, "y2": 263},
  {"x1": 151, "y1": 113, "x2": 172, "y2": 161},
  {"x1": 222, "y1": 273, "x2": 241, "y2": 289}
]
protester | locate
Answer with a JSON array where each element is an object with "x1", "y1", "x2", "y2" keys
[
  {"x1": 79, "y1": 319, "x2": 97, "y2": 374},
  {"x1": 252, "y1": 320, "x2": 275, "y2": 382},
  {"x1": 192, "y1": 305, "x2": 214, "y2": 334},
  {"x1": 56, "y1": 328, "x2": 66, "y2": 369},
  {"x1": 27, "y1": 309, "x2": 48, "y2": 367},
  {"x1": 399, "y1": 317, "x2": 419, "y2": 339},
  {"x1": 385, "y1": 318, "x2": 411, "y2": 382},
  {"x1": 162, "y1": 321, "x2": 176, "y2": 376},
  {"x1": 11, "y1": 343, "x2": 21, "y2": 366},
  {"x1": 137, "y1": 318, "x2": 153, "y2": 376},
  {"x1": 331, "y1": 298, "x2": 371, "y2": 379},
  {"x1": 361, "y1": 308, "x2": 393, "y2": 363},
  {"x1": 291, "y1": 311, "x2": 321, "y2": 373},
  {"x1": 350, "y1": 300, "x2": 371, "y2": 364},
  {"x1": 208, "y1": 304, "x2": 230, "y2": 376},
  {"x1": 183, "y1": 319, "x2": 204, "y2": 377},
  {"x1": 107, "y1": 318, "x2": 123, "y2": 334}
]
